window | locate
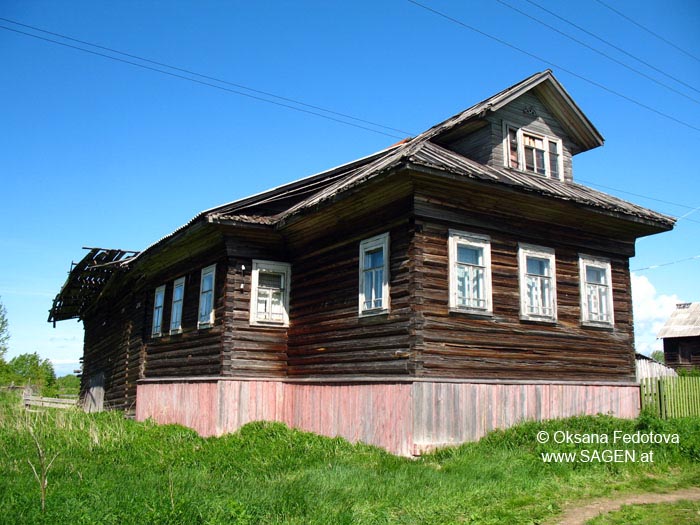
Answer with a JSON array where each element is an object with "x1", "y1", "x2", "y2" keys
[
  {"x1": 359, "y1": 233, "x2": 390, "y2": 315},
  {"x1": 152, "y1": 285, "x2": 165, "y2": 337},
  {"x1": 518, "y1": 244, "x2": 557, "y2": 322},
  {"x1": 448, "y1": 231, "x2": 492, "y2": 314},
  {"x1": 169, "y1": 277, "x2": 185, "y2": 334},
  {"x1": 579, "y1": 255, "x2": 614, "y2": 326},
  {"x1": 198, "y1": 264, "x2": 216, "y2": 328},
  {"x1": 250, "y1": 260, "x2": 291, "y2": 326},
  {"x1": 503, "y1": 123, "x2": 562, "y2": 180}
]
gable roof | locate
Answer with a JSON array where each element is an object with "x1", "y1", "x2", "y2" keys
[
  {"x1": 658, "y1": 303, "x2": 700, "y2": 339},
  {"x1": 417, "y1": 69, "x2": 604, "y2": 151}
]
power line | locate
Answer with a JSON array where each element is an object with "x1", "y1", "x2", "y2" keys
[
  {"x1": 632, "y1": 254, "x2": 700, "y2": 272},
  {"x1": 495, "y1": 0, "x2": 700, "y2": 105},
  {"x1": 0, "y1": 21, "x2": 412, "y2": 140},
  {"x1": 577, "y1": 179, "x2": 700, "y2": 225},
  {"x1": 522, "y1": 0, "x2": 700, "y2": 96},
  {"x1": 593, "y1": 0, "x2": 700, "y2": 64},
  {"x1": 405, "y1": 0, "x2": 700, "y2": 133}
]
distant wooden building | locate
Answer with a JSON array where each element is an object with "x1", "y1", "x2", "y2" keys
[
  {"x1": 50, "y1": 71, "x2": 674, "y2": 455},
  {"x1": 658, "y1": 303, "x2": 700, "y2": 371},
  {"x1": 634, "y1": 352, "x2": 677, "y2": 381}
]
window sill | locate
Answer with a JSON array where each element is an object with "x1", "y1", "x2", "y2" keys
[
  {"x1": 197, "y1": 323, "x2": 213, "y2": 330},
  {"x1": 581, "y1": 321, "x2": 614, "y2": 331},
  {"x1": 520, "y1": 316, "x2": 557, "y2": 325},
  {"x1": 449, "y1": 308, "x2": 493, "y2": 319},
  {"x1": 250, "y1": 319, "x2": 289, "y2": 328},
  {"x1": 359, "y1": 309, "x2": 389, "y2": 318}
]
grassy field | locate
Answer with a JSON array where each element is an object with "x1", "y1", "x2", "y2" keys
[{"x1": 1, "y1": 391, "x2": 698, "y2": 524}]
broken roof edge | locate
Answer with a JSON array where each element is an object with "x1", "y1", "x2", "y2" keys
[{"x1": 48, "y1": 247, "x2": 138, "y2": 324}]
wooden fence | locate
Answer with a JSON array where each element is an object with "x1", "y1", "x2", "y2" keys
[
  {"x1": 640, "y1": 376, "x2": 700, "y2": 418},
  {"x1": 23, "y1": 394, "x2": 78, "y2": 410}
]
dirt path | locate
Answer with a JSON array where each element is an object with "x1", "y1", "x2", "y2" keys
[{"x1": 551, "y1": 486, "x2": 700, "y2": 524}]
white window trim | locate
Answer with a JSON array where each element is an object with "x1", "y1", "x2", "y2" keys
[
  {"x1": 169, "y1": 276, "x2": 185, "y2": 335},
  {"x1": 448, "y1": 230, "x2": 493, "y2": 315},
  {"x1": 518, "y1": 243, "x2": 557, "y2": 322},
  {"x1": 152, "y1": 285, "x2": 166, "y2": 337},
  {"x1": 250, "y1": 260, "x2": 291, "y2": 327},
  {"x1": 358, "y1": 232, "x2": 390, "y2": 316},
  {"x1": 502, "y1": 121, "x2": 564, "y2": 181},
  {"x1": 579, "y1": 254, "x2": 615, "y2": 327},
  {"x1": 198, "y1": 264, "x2": 216, "y2": 329}
]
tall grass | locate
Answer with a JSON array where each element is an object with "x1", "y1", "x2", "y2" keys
[{"x1": 0, "y1": 390, "x2": 698, "y2": 524}]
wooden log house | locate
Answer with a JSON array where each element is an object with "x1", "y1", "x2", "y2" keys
[
  {"x1": 658, "y1": 303, "x2": 700, "y2": 371},
  {"x1": 49, "y1": 71, "x2": 674, "y2": 455}
]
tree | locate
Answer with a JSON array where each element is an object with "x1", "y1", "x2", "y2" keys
[
  {"x1": 7, "y1": 352, "x2": 56, "y2": 395},
  {"x1": 651, "y1": 350, "x2": 665, "y2": 364}
]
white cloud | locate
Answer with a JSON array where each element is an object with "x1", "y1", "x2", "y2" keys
[{"x1": 631, "y1": 273, "x2": 681, "y2": 356}]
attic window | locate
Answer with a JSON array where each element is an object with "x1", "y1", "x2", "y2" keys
[{"x1": 503, "y1": 123, "x2": 562, "y2": 180}]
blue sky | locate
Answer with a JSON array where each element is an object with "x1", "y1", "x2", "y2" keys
[{"x1": 1, "y1": 0, "x2": 698, "y2": 376}]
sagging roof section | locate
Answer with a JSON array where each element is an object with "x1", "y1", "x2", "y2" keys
[{"x1": 48, "y1": 247, "x2": 139, "y2": 324}]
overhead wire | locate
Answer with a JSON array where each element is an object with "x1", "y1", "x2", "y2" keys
[
  {"x1": 406, "y1": 0, "x2": 700, "y2": 133},
  {"x1": 494, "y1": 0, "x2": 700, "y2": 105},
  {"x1": 0, "y1": 20, "x2": 412, "y2": 140},
  {"x1": 593, "y1": 0, "x2": 700, "y2": 64},
  {"x1": 522, "y1": 0, "x2": 700, "y2": 96},
  {"x1": 632, "y1": 254, "x2": 700, "y2": 272},
  {"x1": 3, "y1": 14, "x2": 698, "y2": 215},
  {"x1": 577, "y1": 179, "x2": 700, "y2": 225}
]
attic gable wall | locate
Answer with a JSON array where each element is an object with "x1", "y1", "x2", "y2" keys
[{"x1": 446, "y1": 91, "x2": 576, "y2": 182}]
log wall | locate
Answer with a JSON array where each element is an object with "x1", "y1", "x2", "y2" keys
[
  {"x1": 81, "y1": 291, "x2": 142, "y2": 411},
  {"x1": 285, "y1": 190, "x2": 416, "y2": 378},
  {"x1": 143, "y1": 249, "x2": 228, "y2": 379},
  {"x1": 411, "y1": 185, "x2": 637, "y2": 383}
]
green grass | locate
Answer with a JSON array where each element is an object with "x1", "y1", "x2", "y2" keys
[
  {"x1": 587, "y1": 500, "x2": 700, "y2": 524},
  {"x1": 0, "y1": 391, "x2": 699, "y2": 524}
]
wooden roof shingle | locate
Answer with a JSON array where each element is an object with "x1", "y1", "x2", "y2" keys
[{"x1": 658, "y1": 303, "x2": 700, "y2": 339}]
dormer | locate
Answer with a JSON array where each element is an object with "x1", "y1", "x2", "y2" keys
[{"x1": 427, "y1": 70, "x2": 604, "y2": 183}]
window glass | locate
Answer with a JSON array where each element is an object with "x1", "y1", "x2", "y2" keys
[
  {"x1": 170, "y1": 277, "x2": 185, "y2": 333},
  {"x1": 580, "y1": 256, "x2": 614, "y2": 326},
  {"x1": 359, "y1": 234, "x2": 390, "y2": 315},
  {"x1": 152, "y1": 285, "x2": 165, "y2": 336},
  {"x1": 251, "y1": 261, "x2": 291, "y2": 325},
  {"x1": 198, "y1": 265, "x2": 216, "y2": 327},
  {"x1": 449, "y1": 231, "x2": 492, "y2": 314},
  {"x1": 519, "y1": 245, "x2": 556, "y2": 321}
]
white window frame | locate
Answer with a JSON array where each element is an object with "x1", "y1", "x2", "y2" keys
[
  {"x1": 518, "y1": 243, "x2": 557, "y2": 322},
  {"x1": 502, "y1": 122, "x2": 563, "y2": 181},
  {"x1": 169, "y1": 276, "x2": 185, "y2": 334},
  {"x1": 151, "y1": 285, "x2": 166, "y2": 337},
  {"x1": 250, "y1": 260, "x2": 291, "y2": 326},
  {"x1": 198, "y1": 264, "x2": 216, "y2": 329},
  {"x1": 358, "y1": 232, "x2": 390, "y2": 316},
  {"x1": 579, "y1": 254, "x2": 614, "y2": 327},
  {"x1": 448, "y1": 230, "x2": 493, "y2": 315}
]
